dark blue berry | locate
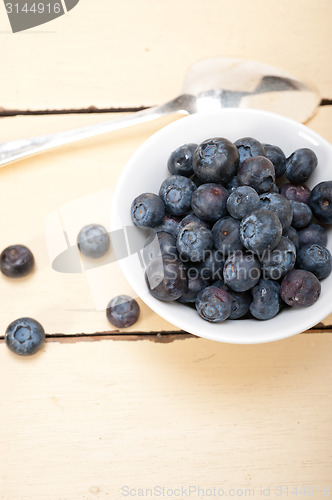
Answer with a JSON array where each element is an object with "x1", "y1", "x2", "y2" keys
[
  {"x1": 286, "y1": 148, "x2": 318, "y2": 184},
  {"x1": 280, "y1": 269, "x2": 321, "y2": 307},
  {"x1": 154, "y1": 213, "x2": 181, "y2": 236},
  {"x1": 296, "y1": 244, "x2": 332, "y2": 280},
  {"x1": 240, "y1": 209, "x2": 282, "y2": 255},
  {"x1": 279, "y1": 183, "x2": 311, "y2": 204},
  {"x1": 309, "y1": 181, "x2": 332, "y2": 224},
  {"x1": 290, "y1": 200, "x2": 312, "y2": 229},
  {"x1": 193, "y1": 137, "x2": 239, "y2": 184},
  {"x1": 223, "y1": 251, "x2": 261, "y2": 292},
  {"x1": 226, "y1": 186, "x2": 260, "y2": 220},
  {"x1": 298, "y1": 223, "x2": 327, "y2": 248},
  {"x1": 176, "y1": 222, "x2": 213, "y2": 262},
  {"x1": 237, "y1": 156, "x2": 275, "y2": 194},
  {"x1": 262, "y1": 143, "x2": 286, "y2": 178},
  {"x1": 143, "y1": 232, "x2": 177, "y2": 266},
  {"x1": 5, "y1": 317, "x2": 45, "y2": 356},
  {"x1": 191, "y1": 183, "x2": 228, "y2": 222},
  {"x1": 0, "y1": 245, "x2": 34, "y2": 278},
  {"x1": 179, "y1": 274, "x2": 208, "y2": 303},
  {"x1": 145, "y1": 255, "x2": 187, "y2": 301},
  {"x1": 234, "y1": 137, "x2": 265, "y2": 165},
  {"x1": 250, "y1": 279, "x2": 280, "y2": 320},
  {"x1": 258, "y1": 193, "x2": 293, "y2": 233},
  {"x1": 195, "y1": 249, "x2": 224, "y2": 281},
  {"x1": 214, "y1": 280, "x2": 251, "y2": 319},
  {"x1": 190, "y1": 174, "x2": 203, "y2": 187},
  {"x1": 77, "y1": 224, "x2": 110, "y2": 258},
  {"x1": 261, "y1": 236, "x2": 296, "y2": 280},
  {"x1": 225, "y1": 176, "x2": 239, "y2": 191},
  {"x1": 285, "y1": 226, "x2": 299, "y2": 251},
  {"x1": 176, "y1": 213, "x2": 209, "y2": 237},
  {"x1": 212, "y1": 216, "x2": 243, "y2": 257},
  {"x1": 159, "y1": 175, "x2": 196, "y2": 216},
  {"x1": 106, "y1": 295, "x2": 140, "y2": 328},
  {"x1": 167, "y1": 143, "x2": 197, "y2": 177},
  {"x1": 131, "y1": 193, "x2": 165, "y2": 228},
  {"x1": 195, "y1": 285, "x2": 232, "y2": 322}
]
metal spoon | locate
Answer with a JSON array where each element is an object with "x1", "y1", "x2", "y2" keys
[{"x1": 0, "y1": 58, "x2": 320, "y2": 168}]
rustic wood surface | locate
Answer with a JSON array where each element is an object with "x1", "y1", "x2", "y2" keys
[
  {"x1": 1, "y1": 335, "x2": 332, "y2": 500},
  {"x1": 0, "y1": 0, "x2": 331, "y2": 498}
]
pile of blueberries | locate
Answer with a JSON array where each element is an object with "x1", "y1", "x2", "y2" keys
[
  {"x1": 1, "y1": 225, "x2": 140, "y2": 356},
  {"x1": 131, "y1": 137, "x2": 332, "y2": 323}
]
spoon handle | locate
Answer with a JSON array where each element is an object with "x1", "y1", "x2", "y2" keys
[{"x1": 0, "y1": 96, "x2": 189, "y2": 168}]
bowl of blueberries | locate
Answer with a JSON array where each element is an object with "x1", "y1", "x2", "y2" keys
[{"x1": 111, "y1": 109, "x2": 332, "y2": 343}]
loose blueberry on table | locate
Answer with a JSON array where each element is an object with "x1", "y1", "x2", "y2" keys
[
  {"x1": 131, "y1": 136, "x2": 332, "y2": 323},
  {"x1": 5, "y1": 317, "x2": 45, "y2": 356},
  {"x1": 106, "y1": 295, "x2": 140, "y2": 328},
  {"x1": 0, "y1": 244, "x2": 34, "y2": 278},
  {"x1": 77, "y1": 224, "x2": 110, "y2": 258}
]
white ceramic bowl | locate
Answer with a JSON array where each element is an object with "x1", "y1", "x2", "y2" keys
[{"x1": 111, "y1": 109, "x2": 332, "y2": 344}]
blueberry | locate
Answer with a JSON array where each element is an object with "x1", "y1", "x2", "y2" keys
[
  {"x1": 286, "y1": 148, "x2": 318, "y2": 184},
  {"x1": 258, "y1": 193, "x2": 293, "y2": 233},
  {"x1": 143, "y1": 231, "x2": 177, "y2": 266},
  {"x1": 296, "y1": 244, "x2": 332, "y2": 280},
  {"x1": 240, "y1": 210, "x2": 282, "y2": 255},
  {"x1": 309, "y1": 181, "x2": 332, "y2": 224},
  {"x1": 237, "y1": 156, "x2": 275, "y2": 194},
  {"x1": 223, "y1": 251, "x2": 261, "y2": 292},
  {"x1": 176, "y1": 213, "x2": 209, "y2": 237},
  {"x1": 131, "y1": 193, "x2": 165, "y2": 228},
  {"x1": 0, "y1": 244, "x2": 34, "y2": 278},
  {"x1": 250, "y1": 279, "x2": 280, "y2": 320},
  {"x1": 290, "y1": 200, "x2": 312, "y2": 229},
  {"x1": 154, "y1": 213, "x2": 182, "y2": 236},
  {"x1": 77, "y1": 224, "x2": 110, "y2": 259},
  {"x1": 5, "y1": 317, "x2": 45, "y2": 356},
  {"x1": 179, "y1": 274, "x2": 208, "y2": 303},
  {"x1": 106, "y1": 295, "x2": 140, "y2": 328},
  {"x1": 145, "y1": 255, "x2": 187, "y2": 301},
  {"x1": 212, "y1": 216, "x2": 243, "y2": 257},
  {"x1": 285, "y1": 226, "x2": 299, "y2": 251},
  {"x1": 280, "y1": 269, "x2": 321, "y2": 307},
  {"x1": 298, "y1": 223, "x2": 328, "y2": 248},
  {"x1": 214, "y1": 280, "x2": 251, "y2": 319},
  {"x1": 261, "y1": 236, "x2": 296, "y2": 280},
  {"x1": 225, "y1": 176, "x2": 239, "y2": 191},
  {"x1": 191, "y1": 183, "x2": 228, "y2": 222},
  {"x1": 268, "y1": 183, "x2": 280, "y2": 194},
  {"x1": 193, "y1": 137, "x2": 239, "y2": 184},
  {"x1": 262, "y1": 143, "x2": 286, "y2": 178},
  {"x1": 195, "y1": 285, "x2": 232, "y2": 322},
  {"x1": 190, "y1": 174, "x2": 203, "y2": 187},
  {"x1": 226, "y1": 186, "x2": 260, "y2": 220},
  {"x1": 177, "y1": 222, "x2": 213, "y2": 262},
  {"x1": 234, "y1": 137, "x2": 265, "y2": 165},
  {"x1": 167, "y1": 143, "x2": 197, "y2": 177},
  {"x1": 159, "y1": 175, "x2": 196, "y2": 216},
  {"x1": 195, "y1": 249, "x2": 224, "y2": 281},
  {"x1": 279, "y1": 183, "x2": 311, "y2": 204}
]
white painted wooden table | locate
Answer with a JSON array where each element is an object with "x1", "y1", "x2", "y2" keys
[{"x1": 0, "y1": 1, "x2": 331, "y2": 499}]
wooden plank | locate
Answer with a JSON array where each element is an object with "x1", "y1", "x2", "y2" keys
[
  {"x1": 0, "y1": 107, "x2": 332, "y2": 336},
  {"x1": 0, "y1": 0, "x2": 331, "y2": 110},
  {"x1": 0, "y1": 335, "x2": 331, "y2": 499}
]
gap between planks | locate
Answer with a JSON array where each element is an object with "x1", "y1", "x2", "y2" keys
[
  {"x1": 0, "y1": 327, "x2": 331, "y2": 344},
  {"x1": 0, "y1": 100, "x2": 332, "y2": 117}
]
